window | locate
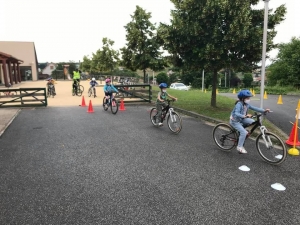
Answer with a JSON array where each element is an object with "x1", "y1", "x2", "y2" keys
[{"x1": 50, "y1": 65, "x2": 54, "y2": 70}]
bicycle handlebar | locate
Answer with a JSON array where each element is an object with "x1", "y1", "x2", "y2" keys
[{"x1": 250, "y1": 111, "x2": 273, "y2": 119}]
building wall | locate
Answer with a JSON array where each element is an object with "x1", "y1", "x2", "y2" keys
[
  {"x1": 42, "y1": 64, "x2": 57, "y2": 76},
  {"x1": 0, "y1": 41, "x2": 38, "y2": 81}
]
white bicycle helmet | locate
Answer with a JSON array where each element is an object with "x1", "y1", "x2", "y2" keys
[{"x1": 92, "y1": 78, "x2": 95, "y2": 81}]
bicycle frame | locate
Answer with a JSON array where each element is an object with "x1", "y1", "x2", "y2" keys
[
  {"x1": 161, "y1": 100, "x2": 176, "y2": 121},
  {"x1": 105, "y1": 93, "x2": 116, "y2": 105}
]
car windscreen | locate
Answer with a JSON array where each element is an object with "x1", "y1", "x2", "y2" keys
[{"x1": 175, "y1": 83, "x2": 185, "y2": 87}]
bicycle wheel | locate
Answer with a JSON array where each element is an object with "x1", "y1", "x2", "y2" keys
[
  {"x1": 88, "y1": 88, "x2": 92, "y2": 97},
  {"x1": 256, "y1": 132, "x2": 287, "y2": 165},
  {"x1": 167, "y1": 111, "x2": 182, "y2": 134},
  {"x1": 111, "y1": 98, "x2": 118, "y2": 114},
  {"x1": 79, "y1": 85, "x2": 84, "y2": 92},
  {"x1": 150, "y1": 108, "x2": 158, "y2": 126},
  {"x1": 212, "y1": 123, "x2": 238, "y2": 151},
  {"x1": 93, "y1": 88, "x2": 96, "y2": 98},
  {"x1": 50, "y1": 89, "x2": 54, "y2": 98},
  {"x1": 103, "y1": 97, "x2": 108, "y2": 111}
]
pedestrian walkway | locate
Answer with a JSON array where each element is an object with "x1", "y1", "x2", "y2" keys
[{"x1": 0, "y1": 108, "x2": 20, "y2": 137}]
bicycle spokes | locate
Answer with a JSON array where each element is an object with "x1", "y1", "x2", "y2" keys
[
  {"x1": 256, "y1": 132, "x2": 287, "y2": 165},
  {"x1": 212, "y1": 123, "x2": 237, "y2": 151}
]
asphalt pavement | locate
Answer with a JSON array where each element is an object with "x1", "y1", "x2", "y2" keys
[{"x1": 0, "y1": 106, "x2": 300, "y2": 224}]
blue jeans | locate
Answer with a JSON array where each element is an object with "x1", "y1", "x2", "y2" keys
[{"x1": 230, "y1": 118, "x2": 254, "y2": 147}]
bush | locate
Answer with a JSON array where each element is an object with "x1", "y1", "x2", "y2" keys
[
  {"x1": 156, "y1": 72, "x2": 169, "y2": 84},
  {"x1": 243, "y1": 73, "x2": 253, "y2": 88}
]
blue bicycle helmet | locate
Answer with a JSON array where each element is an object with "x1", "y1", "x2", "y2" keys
[
  {"x1": 237, "y1": 90, "x2": 253, "y2": 99},
  {"x1": 159, "y1": 83, "x2": 168, "y2": 88}
]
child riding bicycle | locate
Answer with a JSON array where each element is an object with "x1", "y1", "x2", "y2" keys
[
  {"x1": 230, "y1": 89, "x2": 270, "y2": 154},
  {"x1": 103, "y1": 78, "x2": 118, "y2": 109},
  {"x1": 89, "y1": 78, "x2": 98, "y2": 97},
  {"x1": 156, "y1": 83, "x2": 177, "y2": 126},
  {"x1": 46, "y1": 77, "x2": 56, "y2": 95}
]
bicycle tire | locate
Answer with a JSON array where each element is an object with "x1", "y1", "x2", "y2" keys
[
  {"x1": 103, "y1": 97, "x2": 108, "y2": 111},
  {"x1": 79, "y1": 85, "x2": 84, "y2": 92},
  {"x1": 167, "y1": 111, "x2": 182, "y2": 134},
  {"x1": 256, "y1": 132, "x2": 287, "y2": 165},
  {"x1": 77, "y1": 89, "x2": 82, "y2": 97},
  {"x1": 150, "y1": 108, "x2": 158, "y2": 126},
  {"x1": 212, "y1": 123, "x2": 238, "y2": 151},
  {"x1": 93, "y1": 88, "x2": 96, "y2": 98},
  {"x1": 51, "y1": 89, "x2": 54, "y2": 98},
  {"x1": 111, "y1": 99, "x2": 118, "y2": 114},
  {"x1": 88, "y1": 88, "x2": 92, "y2": 97}
]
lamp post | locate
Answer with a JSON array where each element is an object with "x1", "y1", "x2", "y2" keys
[{"x1": 260, "y1": 0, "x2": 270, "y2": 108}]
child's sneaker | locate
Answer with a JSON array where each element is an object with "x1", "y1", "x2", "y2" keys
[
  {"x1": 237, "y1": 146, "x2": 247, "y2": 154},
  {"x1": 158, "y1": 122, "x2": 163, "y2": 126}
]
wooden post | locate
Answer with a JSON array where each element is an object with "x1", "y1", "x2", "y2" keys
[
  {"x1": 8, "y1": 60, "x2": 13, "y2": 85},
  {"x1": 13, "y1": 63, "x2": 18, "y2": 84},
  {"x1": 2, "y1": 59, "x2": 9, "y2": 86},
  {"x1": 17, "y1": 63, "x2": 21, "y2": 82}
]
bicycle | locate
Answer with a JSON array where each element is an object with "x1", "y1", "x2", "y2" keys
[
  {"x1": 150, "y1": 99, "x2": 182, "y2": 134},
  {"x1": 212, "y1": 112, "x2": 287, "y2": 165},
  {"x1": 47, "y1": 84, "x2": 55, "y2": 98},
  {"x1": 103, "y1": 92, "x2": 119, "y2": 114},
  {"x1": 88, "y1": 86, "x2": 96, "y2": 98},
  {"x1": 72, "y1": 80, "x2": 84, "y2": 96}
]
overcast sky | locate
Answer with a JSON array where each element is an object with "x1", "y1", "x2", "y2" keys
[{"x1": 1, "y1": 0, "x2": 299, "y2": 64}]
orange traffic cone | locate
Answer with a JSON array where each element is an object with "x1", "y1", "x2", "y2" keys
[
  {"x1": 80, "y1": 96, "x2": 86, "y2": 107},
  {"x1": 119, "y1": 99, "x2": 126, "y2": 111},
  {"x1": 286, "y1": 123, "x2": 300, "y2": 146},
  {"x1": 87, "y1": 100, "x2": 94, "y2": 113}
]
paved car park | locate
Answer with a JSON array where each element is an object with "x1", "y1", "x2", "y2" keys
[{"x1": 0, "y1": 105, "x2": 300, "y2": 224}]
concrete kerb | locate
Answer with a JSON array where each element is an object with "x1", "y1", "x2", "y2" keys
[{"x1": 0, "y1": 108, "x2": 21, "y2": 138}]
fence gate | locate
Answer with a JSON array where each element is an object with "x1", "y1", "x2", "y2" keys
[
  {"x1": 114, "y1": 84, "x2": 152, "y2": 103},
  {"x1": 0, "y1": 88, "x2": 47, "y2": 108}
]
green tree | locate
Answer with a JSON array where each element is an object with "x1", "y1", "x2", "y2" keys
[
  {"x1": 80, "y1": 55, "x2": 92, "y2": 73},
  {"x1": 243, "y1": 73, "x2": 253, "y2": 88},
  {"x1": 121, "y1": 6, "x2": 165, "y2": 83},
  {"x1": 268, "y1": 37, "x2": 300, "y2": 86},
  {"x1": 160, "y1": 0, "x2": 286, "y2": 107},
  {"x1": 91, "y1": 38, "x2": 119, "y2": 73},
  {"x1": 156, "y1": 72, "x2": 169, "y2": 84}
]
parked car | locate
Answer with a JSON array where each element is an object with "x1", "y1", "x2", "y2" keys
[{"x1": 170, "y1": 83, "x2": 189, "y2": 91}]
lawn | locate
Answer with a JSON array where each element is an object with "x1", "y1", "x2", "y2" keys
[{"x1": 152, "y1": 87, "x2": 236, "y2": 121}]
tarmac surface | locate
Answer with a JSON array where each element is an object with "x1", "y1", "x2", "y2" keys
[
  {"x1": 0, "y1": 105, "x2": 300, "y2": 224},
  {"x1": 1, "y1": 82, "x2": 300, "y2": 224}
]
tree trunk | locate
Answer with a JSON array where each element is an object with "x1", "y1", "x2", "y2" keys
[
  {"x1": 211, "y1": 69, "x2": 218, "y2": 107},
  {"x1": 143, "y1": 69, "x2": 146, "y2": 83}
]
